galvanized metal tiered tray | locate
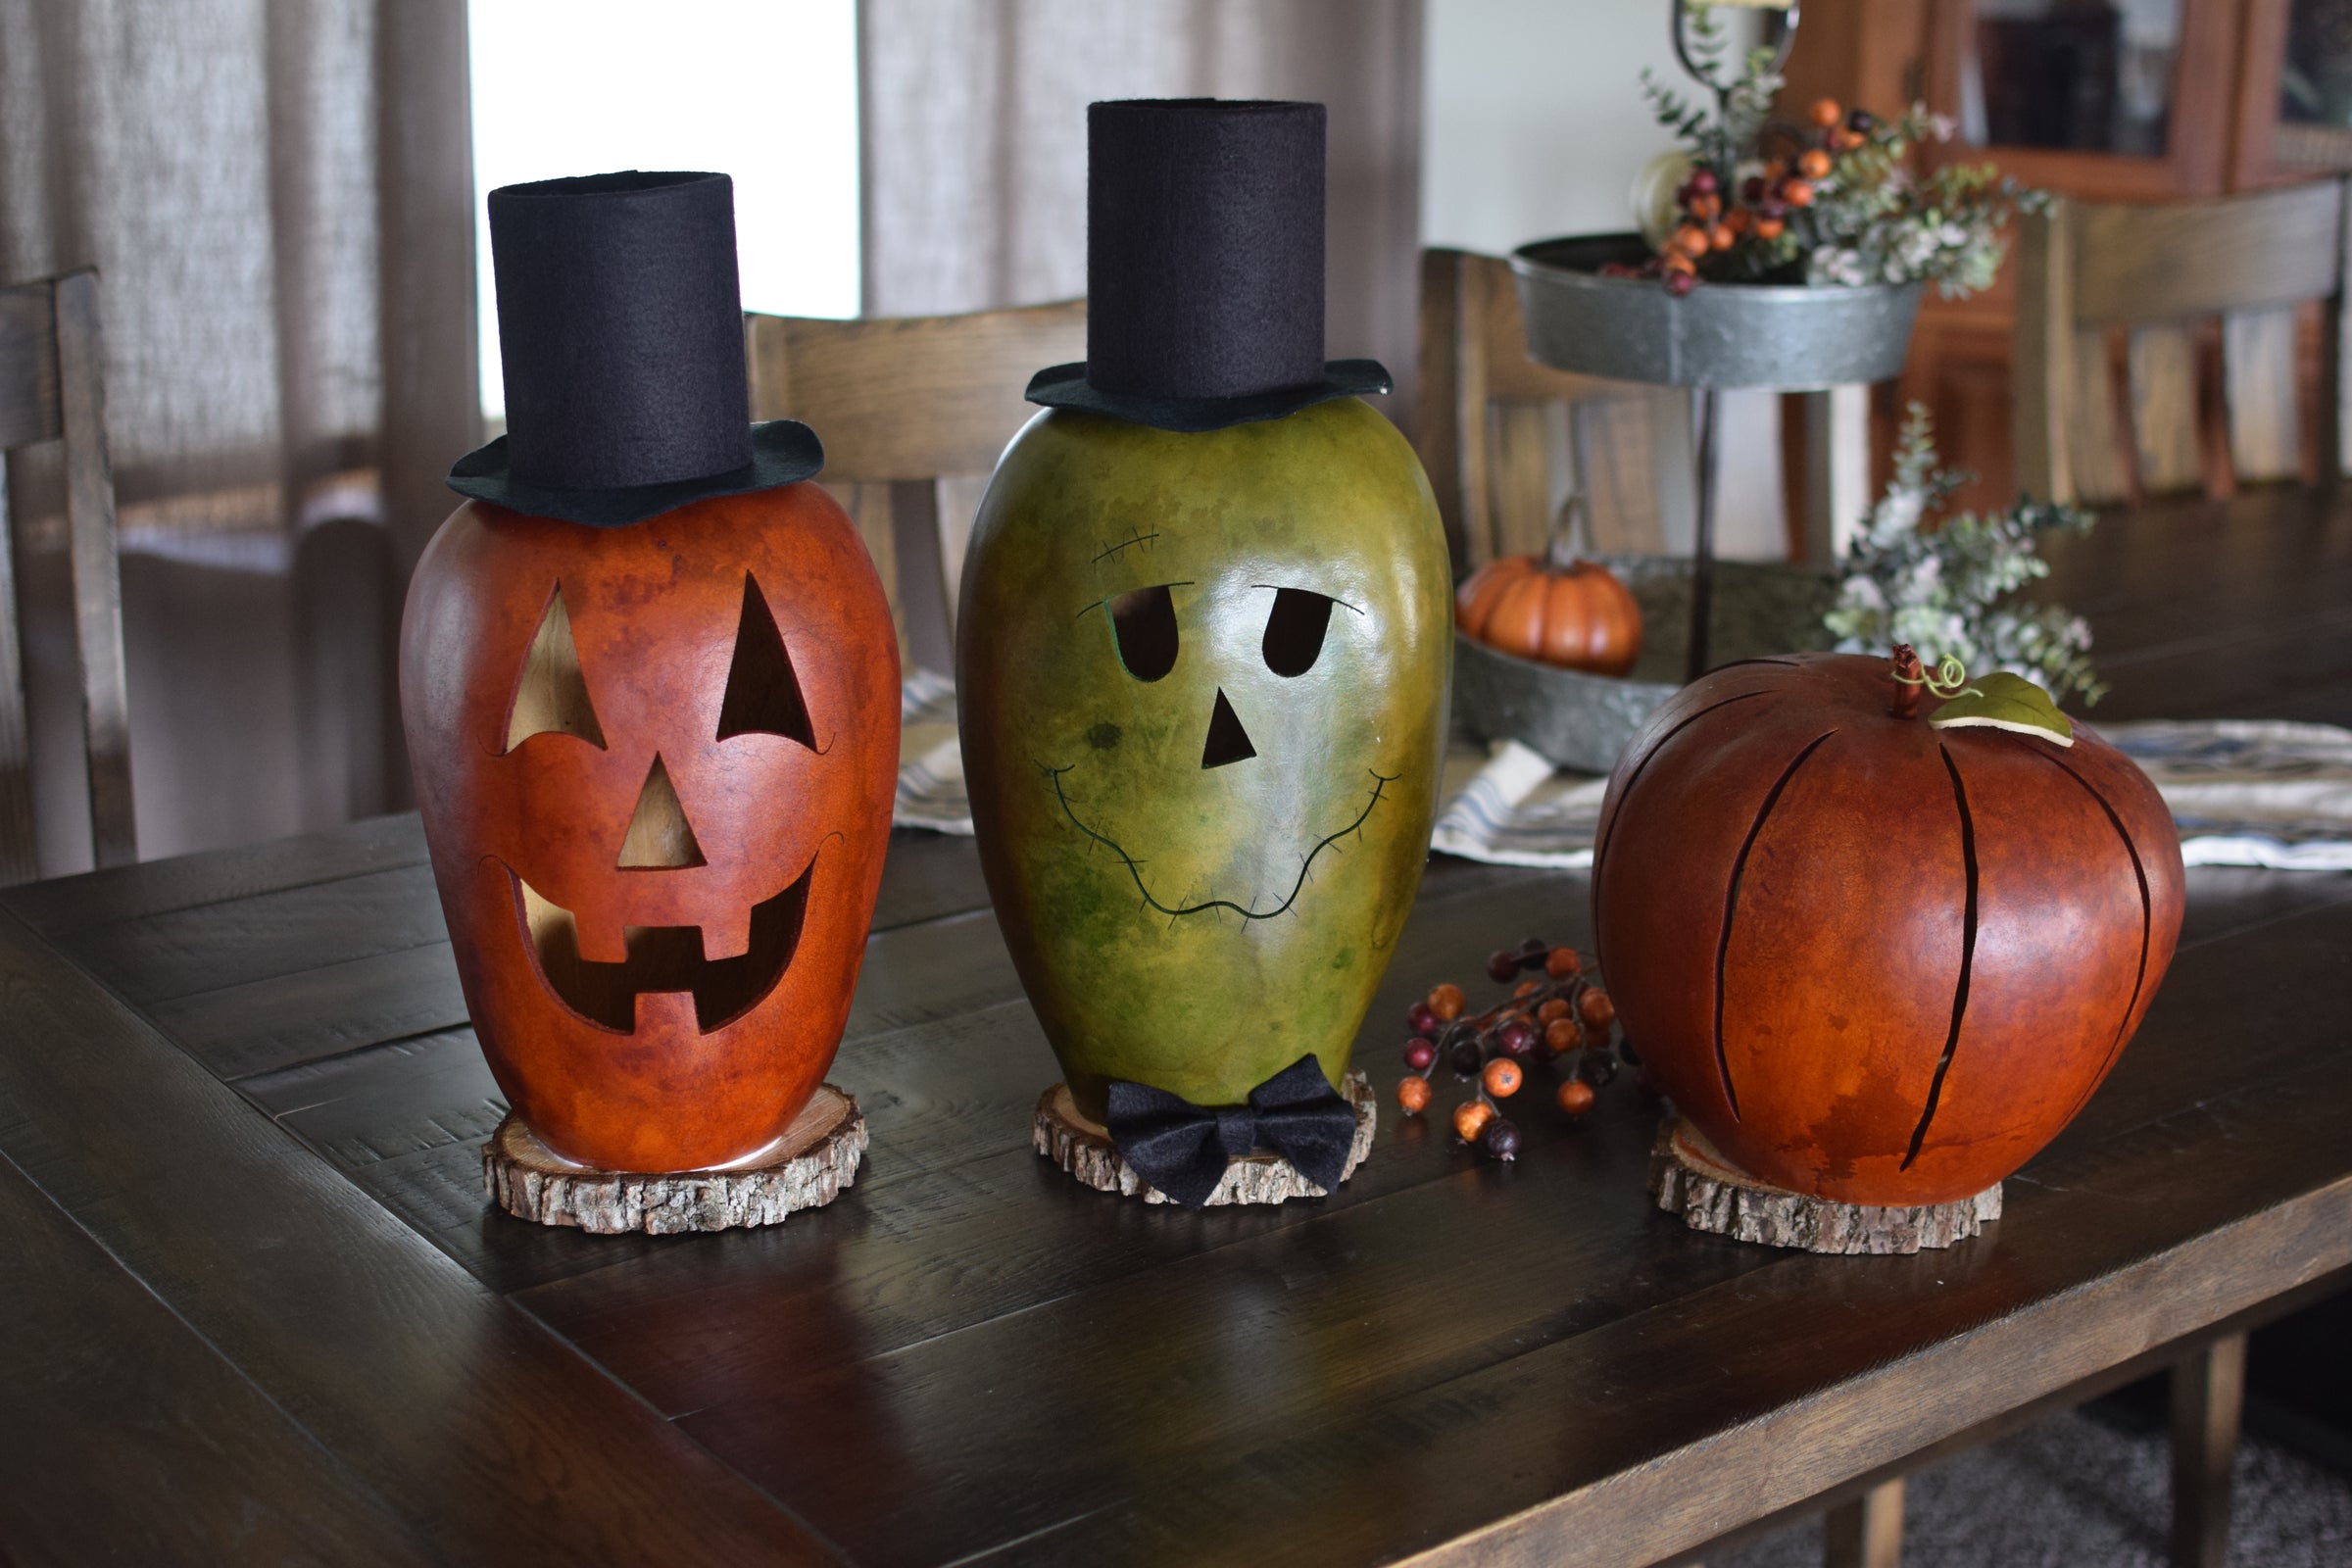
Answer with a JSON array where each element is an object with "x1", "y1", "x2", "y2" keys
[
  {"x1": 1453, "y1": 232, "x2": 1921, "y2": 770},
  {"x1": 1450, "y1": 555, "x2": 1838, "y2": 773}
]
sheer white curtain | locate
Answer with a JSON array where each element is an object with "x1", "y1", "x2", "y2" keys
[
  {"x1": 0, "y1": 0, "x2": 475, "y2": 868},
  {"x1": 859, "y1": 0, "x2": 1424, "y2": 427}
]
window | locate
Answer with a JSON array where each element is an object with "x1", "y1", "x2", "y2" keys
[{"x1": 467, "y1": 0, "x2": 861, "y2": 418}]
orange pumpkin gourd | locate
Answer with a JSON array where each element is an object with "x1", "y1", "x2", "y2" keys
[
  {"x1": 1456, "y1": 555, "x2": 1642, "y2": 676},
  {"x1": 1592, "y1": 650, "x2": 2185, "y2": 1204}
]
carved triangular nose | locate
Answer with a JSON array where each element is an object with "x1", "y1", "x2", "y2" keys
[
  {"x1": 1200, "y1": 688, "x2": 1256, "y2": 769},
  {"x1": 617, "y1": 755, "x2": 707, "y2": 867}
]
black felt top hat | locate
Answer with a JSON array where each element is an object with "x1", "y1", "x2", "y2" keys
[
  {"x1": 448, "y1": 171, "x2": 821, "y2": 528},
  {"x1": 1025, "y1": 100, "x2": 1390, "y2": 433}
]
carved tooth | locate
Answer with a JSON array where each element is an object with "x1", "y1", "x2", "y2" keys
[
  {"x1": 532, "y1": 884, "x2": 627, "y2": 966},
  {"x1": 701, "y1": 907, "x2": 753, "y2": 962},
  {"x1": 633, "y1": 989, "x2": 701, "y2": 1039}
]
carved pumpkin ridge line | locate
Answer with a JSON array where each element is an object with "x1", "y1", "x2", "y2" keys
[
  {"x1": 1904, "y1": 745, "x2": 1983, "y2": 1172},
  {"x1": 2032, "y1": 747, "x2": 2156, "y2": 1132},
  {"x1": 1592, "y1": 689, "x2": 1774, "y2": 894},
  {"x1": 1714, "y1": 727, "x2": 1837, "y2": 1121}
]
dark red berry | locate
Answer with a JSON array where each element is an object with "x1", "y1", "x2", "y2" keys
[
  {"x1": 1759, "y1": 196, "x2": 1788, "y2": 220},
  {"x1": 1497, "y1": 1019, "x2": 1539, "y2": 1059},
  {"x1": 1487, "y1": 950, "x2": 1520, "y2": 984},
  {"x1": 1449, "y1": 1038, "x2": 1486, "y2": 1076},
  {"x1": 1517, "y1": 938, "x2": 1550, "y2": 970},
  {"x1": 1580, "y1": 1049, "x2": 1619, "y2": 1087},
  {"x1": 1407, "y1": 1001, "x2": 1439, "y2": 1038},
  {"x1": 1740, "y1": 175, "x2": 1765, "y2": 204},
  {"x1": 1846, "y1": 107, "x2": 1876, "y2": 133},
  {"x1": 1689, "y1": 168, "x2": 1718, "y2": 194},
  {"x1": 1483, "y1": 1118, "x2": 1522, "y2": 1160},
  {"x1": 1404, "y1": 1040, "x2": 1436, "y2": 1072},
  {"x1": 1665, "y1": 270, "x2": 1696, "y2": 298}
]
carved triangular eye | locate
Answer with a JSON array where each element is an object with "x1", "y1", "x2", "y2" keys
[
  {"x1": 715, "y1": 574, "x2": 815, "y2": 747},
  {"x1": 505, "y1": 585, "x2": 607, "y2": 752},
  {"x1": 617, "y1": 756, "x2": 706, "y2": 868}
]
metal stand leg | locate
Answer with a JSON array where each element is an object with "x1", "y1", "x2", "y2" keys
[
  {"x1": 2172, "y1": 1333, "x2": 2247, "y2": 1568},
  {"x1": 1824, "y1": 1477, "x2": 1904, "y2": 1568},
  {"x1": 1688, "y1": 384, "x2": 1719, "y2": 683}
]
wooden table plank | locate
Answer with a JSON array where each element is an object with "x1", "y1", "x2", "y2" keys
[
  {"x1": 0, "y1": 810, "x2": 428, "y2": 938},
  {"x1": 0, "y1": 905, "x2": 840, "y2": 1566},
  {"x1": 0, "y1": 1150, "x2": 437, "y2": 1567},
  {"x1": 1022, "y1": 1055, "x2": 2352, "y2": 1568},
  {"x1": 152, "y1": 940, "x2": 469, "y2": 1081},
  {"x1": 47, "y1": 861, "x2": 449, "y2": 1005}
]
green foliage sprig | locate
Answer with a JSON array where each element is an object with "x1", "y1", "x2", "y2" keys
[{"x1": 1826, "y1": 406, "x2": 2106, "y2": 709}]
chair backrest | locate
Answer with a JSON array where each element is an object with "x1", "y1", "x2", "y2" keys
[
  {"x1": 1417, "y1": 248, "x2": 1695, "y2": 573},
  {"x1": 744, "y1": 300, "x2": 1087, "y2": 662},
  {"x1": 2013, "y1": 178, "x2": 2352, "y2": 505},
  {"x1": 0, "y1": 269, "x2": 134, "y2": 881}
]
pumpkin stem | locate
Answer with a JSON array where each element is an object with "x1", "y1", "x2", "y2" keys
[
  {"x1": 1545, "y1": 495, "x2": 1591, "y2": 570},
  {"x1": 1890, "y1": 645, "x2": 1926, "y2": 715},
  {"x1": 1890, "y1": 645, "x2": 1975, "y2": 716}
]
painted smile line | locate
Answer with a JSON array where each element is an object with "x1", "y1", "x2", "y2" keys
[
  {"x1": 1041, "y1": 762, "x2": 1397, "y2": 921},
  {"x1": 506, "y1": 858, "x2": 814, "y2": 1033}
]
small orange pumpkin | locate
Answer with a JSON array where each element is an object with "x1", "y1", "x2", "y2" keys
[{"x1": 1456, "y1": 555, "x2": 1642, "y2": 676}]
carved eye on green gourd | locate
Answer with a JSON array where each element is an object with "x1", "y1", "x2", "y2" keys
[
  {"x1": 957, "y1": 399, "x2": 1454, "y2": 1118},
  {"x1": 1100, "y1": 580, "x2": 1350, "y2": 765}
]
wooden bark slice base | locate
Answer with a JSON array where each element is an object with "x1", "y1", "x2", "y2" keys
[
  {"x1": 484, "y1": 1085, "x2": 864, "y2": 1235},
  {"x1": 1033, "y1": 1071, "x2": 1376, "y2": 1205},
  {"x1": 1650, "y1": 1115, "x2": 2001, "y2": 1255}
]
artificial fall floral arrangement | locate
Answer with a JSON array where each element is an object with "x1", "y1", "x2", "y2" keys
[
  {"x1": 1827, "y1": 405, "x2": 2107, "y2": 710},
  {"x1": 1623, "y1": 5, "x2": 2046, "y2": 296}
]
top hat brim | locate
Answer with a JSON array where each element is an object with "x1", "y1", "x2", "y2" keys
[
  {"x1": 1024, "y1": 359, "x2": 1391, "y2": 433},
  {"x1": 446, "y1": 418, "x2": 824, "y2": 528}
]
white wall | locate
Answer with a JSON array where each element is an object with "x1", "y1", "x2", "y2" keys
[{"x1": 1421, "y1": 0, "x2": 1693, "y2": 256}]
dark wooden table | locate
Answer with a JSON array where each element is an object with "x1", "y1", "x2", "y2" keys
[{"x1": 3, "y1": 488, "x2": 2349, "y2": 1567}]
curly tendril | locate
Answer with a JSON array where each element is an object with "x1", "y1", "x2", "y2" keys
[{"x1": 1892, "y1": 653, "x2": 1978, "y2": 701}]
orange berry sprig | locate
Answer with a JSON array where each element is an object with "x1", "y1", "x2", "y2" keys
[
  {"x1": 1395, "y1": 938, "x2": 1627, "y2": 1160},
  {"x1": 1623, "y1": 97, "x2": 1883, "y2": 294}
]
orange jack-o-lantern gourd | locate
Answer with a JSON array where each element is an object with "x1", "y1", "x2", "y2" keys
[
  {"x1": 1593, "y1": 648, "x2": 2184, "y2": 1205},
  {"x1": 400, "y1": 172, "x2": 897, "y2": 1174}
]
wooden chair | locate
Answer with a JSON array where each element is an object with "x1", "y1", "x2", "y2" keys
[
  {"x1": 1419, "y1": 247, "x2": 1688, "y2": 570},
  {"x1": 1418, "y1": 247, "x2": 1875, "y2": 574},
  {"x1": 0, "y1": 269, "x2": 134, "y2": 882},
  {"x1": 2013, "y1": 177, "x2": 2352, "y2": 505},
  {"x1": 744, "y1": 301, "x2": 1087, "y2": 664}
]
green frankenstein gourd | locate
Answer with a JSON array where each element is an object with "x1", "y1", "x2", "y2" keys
[{"x1": 961, "y1": 397, "x2": 1451, "y2": 1121}]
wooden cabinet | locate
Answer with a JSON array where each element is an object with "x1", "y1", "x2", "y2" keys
[{"x1": 1784, "y1": 0, "x2": 2311, "y2": 510}]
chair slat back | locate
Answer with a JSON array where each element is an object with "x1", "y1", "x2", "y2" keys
[
  {"x1": 1416, "y1": 248, "x2": 1685, "y2": 572},
  {"x1": 2071, "y1": 182, "x2": 2345, "y2": 325},
  {"x1": 743, "y1": 301, "x2": 1086, "y2": 658},
  {"x1": 0, "y1": 285, "x2": 62, "y2": 451},
  {"x1": 2014, "y1": 178, "x2": 2352, "y2": 505},
  {"x1": 0, "y1": 269, "x2": 134, "y2": 881}
]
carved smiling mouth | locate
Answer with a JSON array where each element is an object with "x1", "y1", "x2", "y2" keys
[
  {"x1": 509, "y1": 860, "x2": 813, "y2": 1033},
  {"x1": 1042, "y1": 763, "x2": 1396, "y2": 920}
]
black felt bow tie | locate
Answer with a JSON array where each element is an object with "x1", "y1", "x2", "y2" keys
[{"x1": 1104, "y1": 1055, "x2": 1356, "y2": 1208}]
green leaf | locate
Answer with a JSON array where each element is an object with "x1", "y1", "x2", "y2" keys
[{"x1": 1929, "y1": 671, "x2": 2074, "y2": 745}]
